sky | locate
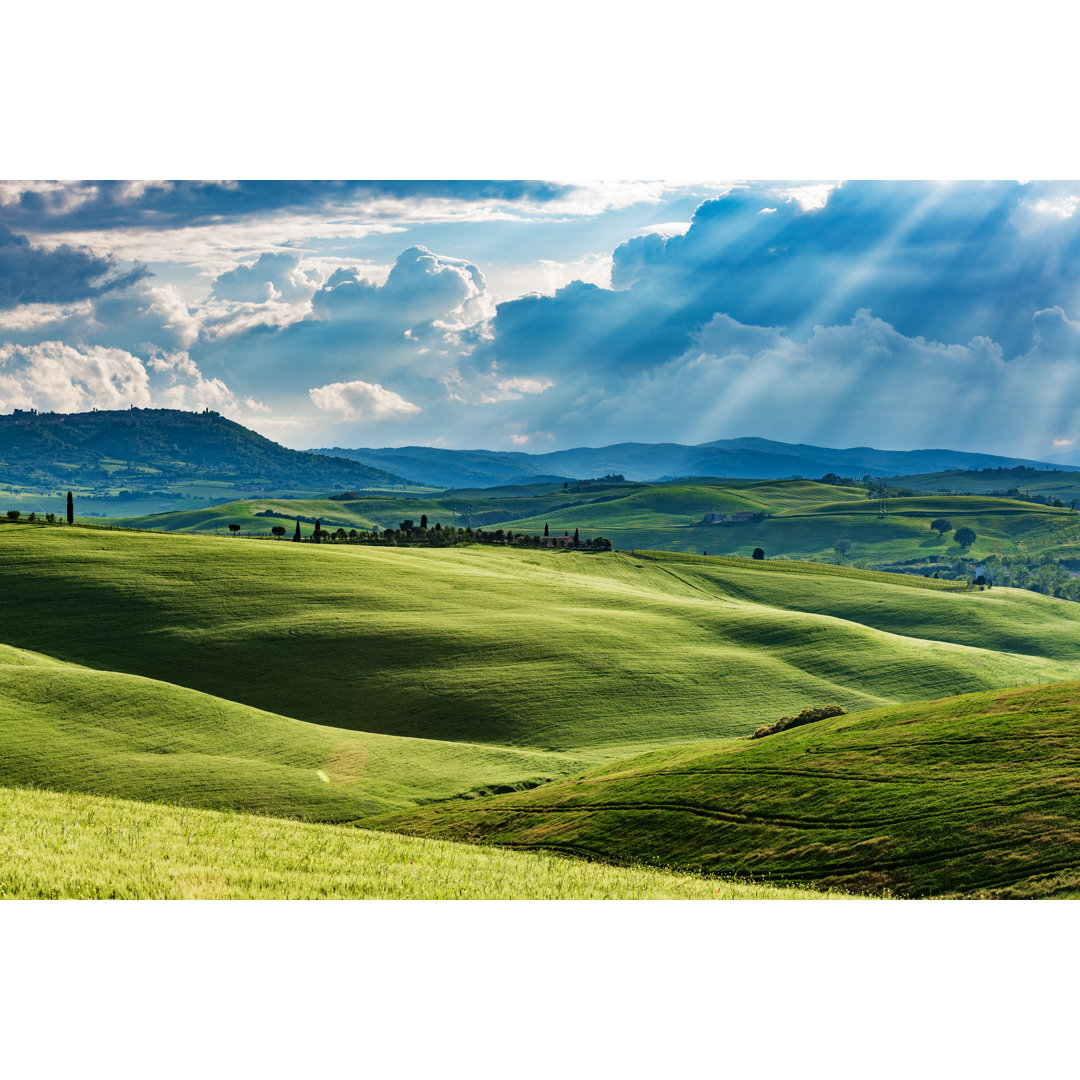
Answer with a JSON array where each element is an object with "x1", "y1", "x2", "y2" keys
[{"x1": 3, "y1": 178, "x2": 1080, "y2": 460}]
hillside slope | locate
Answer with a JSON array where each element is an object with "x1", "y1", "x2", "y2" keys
[
  {"x1": 373, "y1": 681, "x2": 1080, "y2": 898},
  {"x1": 4, "y1": 525, "x2": 1080, "y2": 756},
  {"x1": 0, "y1": 407, "x2": 405, "y2": 491},
  {"x1": 0, "y1": 642, "x2": 586, "y2": 818},
  {"x1": 0, "y1": 786, "x2": 824, "y2": 900}
]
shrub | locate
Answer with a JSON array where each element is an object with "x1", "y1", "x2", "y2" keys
[{"x1": 749, "y1": 705, "x2": 846, "y2": 740}]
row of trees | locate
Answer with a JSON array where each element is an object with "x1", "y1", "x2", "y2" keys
[
  {"x1": 5, "y1": 492, "x2": 75, "y2": 526},
  {"x1": 241, "y1": 516, "x2": 614, "y2": 551}
]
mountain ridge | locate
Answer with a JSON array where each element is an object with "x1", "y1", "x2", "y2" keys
[{"x1": 312, "y1": 437, "x2": 1073, "y2": 489}]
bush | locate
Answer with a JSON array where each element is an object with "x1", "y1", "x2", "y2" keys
[
  {"x1": 749, "y1": 705, "x2": 846, "y2": 740},
  {"x1": 752, "y1": 547, "x2": 765, "y2": 560}
]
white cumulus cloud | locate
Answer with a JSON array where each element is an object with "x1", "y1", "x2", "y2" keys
[{"x1": 308, "y1": 379, "x2": 421, "y2": 420}]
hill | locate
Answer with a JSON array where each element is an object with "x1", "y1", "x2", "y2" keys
[
  {"x1": 0, "y1": 407, "x2": 406, "y2": 492},
  {"x1": 0, "y1": 640, "x2": 588, "y2": 819},
  {"x1": 885, "y1": 466, "x2": 1080, "y2": 506},
  {"x1": 4, "y1": 524, "x2": 1080, "y2": 763},
  {"x1": 0, "y1": 786, "x2": 823, "y2": 899},
  {"x1": 313, "y1": 437, "x2": 1066, "y2": 487},
  {"x1": 372, "y1": 680, "x2": 1080, "y2": 898},
  {"x1": 114, "y1": 480, "x2": 1080, "y2": 567}
]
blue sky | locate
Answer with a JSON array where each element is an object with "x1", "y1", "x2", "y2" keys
[{"x1": 3, "y1": 179, "x2": 1080, "y2": 460}]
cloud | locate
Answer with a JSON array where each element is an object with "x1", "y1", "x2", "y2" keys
[
  {"x1": 312, "y1": 245, "x2": 486, "y2": 328},
  {"x1": 0, "y1": 342, "x2": 150, "y2": 412},
  {"x1": 0, "y1": 341, "x2": 246, "y2": 418},
  {"x1": 0, "y1": 181, "x2": 572, "y2": 232},
  {"x1": 0, "y1": 225, "x2": 149, "y2": 309},
  {"x1": 210, "y1": 252, "x2": 322, "y2": 304},
  {"x1": 145, "y1": 351, "x2": 239, "y2": 413},
  {"x1": 309, "y1": 379, "x2": 421, "y2": 420}
]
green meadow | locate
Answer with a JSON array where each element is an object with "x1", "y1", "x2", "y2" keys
[
  {"x1": 374, "y1": 680, "x2": 1080, "y2": 898},
  {"x1": 108, "y1": 480, "x2": 1080, "y2": 564},
  {"x1": 6, "y1": 519, "x2": 1080, "y2": 896},
  {"x1": 0, "y1": 785, "x2": 826, "y2": 899}
]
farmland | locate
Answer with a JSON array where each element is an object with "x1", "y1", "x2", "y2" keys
[
  {"x1": 373, "y1": 680, "x2": 1080, "y2": 898},
  {"x1": 0, "y1": 785, "x2": 826, "y2": 899},
  {"x1": 7, "y1": 518, "x2": 1080, "y2": 896},
  {"x1": 105, "y1": 479, "x2": 1080, "y2": 567}
]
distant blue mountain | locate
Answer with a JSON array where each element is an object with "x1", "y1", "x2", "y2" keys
[{"x1": 313, "y1": 438, "x2": 1074, "y2": 490}]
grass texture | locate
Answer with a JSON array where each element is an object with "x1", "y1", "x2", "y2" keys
[
  {"x1": 373, "y1": 681, "x2": 1080, "y2": 898},
  {"x1": 0, "y1": 785, "x2": 827, "y2": 899}
]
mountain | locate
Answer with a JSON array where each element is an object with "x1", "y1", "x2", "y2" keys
[
  {"x1": 0, "y1": 408, "x2": 406, "y2": 491},
  {"x1": 312, "y1": 437, "x2": 1069, "y2": 489}
]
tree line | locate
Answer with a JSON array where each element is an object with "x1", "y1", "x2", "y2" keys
[{"x1": 242, "y1": 515, "x2": 614, "y2": 551}]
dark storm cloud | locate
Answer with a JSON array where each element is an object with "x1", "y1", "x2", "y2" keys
[
  {"x1": 0, "y1": 180, "x2": 573, "y2": 233},
  {"x1": 0, "y1": 225, "x2": 149, "y2": 309}
]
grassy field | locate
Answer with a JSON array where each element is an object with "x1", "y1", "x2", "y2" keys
[
  {"x1": 0, "y1": 785, "x2": 827, "y2": 899},
  {"x1": 4, "y1": 524, "x2": 1079, "y2": 763},
  {"x1": 372, "y1": 680, "x2": 1080, "y2": 898},
  {"x1": 107, "y1": 481, "x2": 1080, "y2": 564},
  {"x1": 9, "y1": 521, "x2": 1080, "y2": 896},
  {"x1": 0, "y1": 641, "x2": 591, "y2": 819}
]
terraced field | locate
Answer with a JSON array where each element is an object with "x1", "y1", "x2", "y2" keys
[{"x1": 373, "y1": 681, "x2": 1080, "y2": 898}]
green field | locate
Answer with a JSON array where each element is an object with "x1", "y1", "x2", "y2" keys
[
  {"x1": 373, "y1": 680, "x2": 1080, "y2": 898},
  {"x1": 108, "y1": 480, "x2": 1080, "y2": 565},
  {"x1": 0, "y1": 785, "x2": 828, "y2": 899},
  {"x1": 0, "y1": 641, "x2": 589, "y2": 819},
  {"x1": 7, "y1": 520, "x2": 1080, "y2": 896}
]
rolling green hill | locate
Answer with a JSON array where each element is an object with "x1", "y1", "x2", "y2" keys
[
  {"x1": 0, "y1": 785, "x2": 824, "y2": 899},
  {"x1": 4, "y1": 523, "x2": 1080, "y2": 759},
  {"x1": 108, "y1": 482, "x2": 1080, "y2": 567},
  {"x1": 7, "y1": 522, "x2": 1080, "y2": 894},
  {"x1": 0, "y1": 641, "x2": 589, "y2": 819},
  {"x1": 372, "y1": 680, "x2": 1080, "y2": 898}
]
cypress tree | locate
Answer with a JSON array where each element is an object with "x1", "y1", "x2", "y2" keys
[
  {"x1": 293, "y1": 519, "x2": 301, "y2": 541},
  {"x1": 574, "y1": 528, "x2": 579, "y2": 547},
  {"x1": 66, "y1": 491, "x2": 74, "y2": 525},
  {"x1": 314, "y1": 518, "x2": 322, "y2": 543},
  {"x1": 544, "y1": 523, "x2": 549, "y2": 536}
]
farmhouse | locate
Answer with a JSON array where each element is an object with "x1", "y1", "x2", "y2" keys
[
  {"x1": 703, "y1": 511, "x2": 727, "y2": 524},
  {"x1": 540, "y1": 534, "x2": 575, "y2": 548}
]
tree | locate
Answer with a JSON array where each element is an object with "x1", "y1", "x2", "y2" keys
[
  {"x1": 313, "y1": 518, "x2": 322, "y2": 543},
  {"x1": 420, "y1": 514, "x2": 428, "y2": 529},
  {"x1": 573, "y1": 528, "x2": 579, "y2": 547},
  {"x1": 834, "y1": 538, "x2": 851, "y2": 559},
  {"x1": 66, "y1": 491, "x2": 74, "y2": 525},
  {"x1": 544, "y1": 523, "x2": 549, "y2": 537},
  {"x1": 228, "y1": 523, "x2": 241, "y2": 536},
  {"x1": 293, "y1": 519, "x2": 301, "y2": 541},
  {"x1": 752, "y1": 547, "x2": 765, "y2": 560},
  {"x1": 271, "y1": 525, "x2": 286, "y2": 539},
  {"x1": 955, "y1": 526, "x2": 977, "y2": 548},
  {"x1": 6, "y1": 510, "x2": 20, "y2": 521},
  {"x1": 930, "y1": 518, "x2": 952, "y2": 535}
]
